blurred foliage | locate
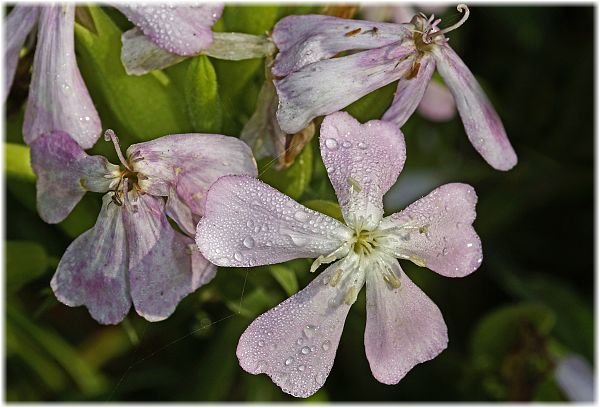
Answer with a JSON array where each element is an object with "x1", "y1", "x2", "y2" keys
[{"x1": 4, "y1": 4, "x2": 593, "y2": 403}]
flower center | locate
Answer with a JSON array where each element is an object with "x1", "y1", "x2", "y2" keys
[
  {"x1": 411, "y1": 3, "x2": 470, "y2": 51},
  {"x1": 104, "y1": 129, "x2": 144, "y2": 205},
  {"x1": 352, "y1": 229, "x2": 380, "y2": 257}
]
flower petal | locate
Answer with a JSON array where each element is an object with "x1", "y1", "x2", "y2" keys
[
  {"x1": 364, "y1": 257, "x2": 447, "y2": 384},
  {"x1": 272, "y1": 14, "x2": 410, "y2": 77},
  {"x1": 382, "y1": 53, "x2": 436, "y2": 127},
  {"x1": 196, "y1": 175, "x2": 351, "y2": 267},
  {"x1": 30, "y1": 131, "x2": 119, "y2": 224},
  {"x1": 319, "y1": 112, "x2": 406, "y2": 230},
  {"x1": 275, "y1": 41, "x2": 416, "y2": 134},
  {"x1": 431, "y1": 44, "x2": 517, "y2": 171},
  {"x1": 417, "y1": 79, "x2": 456, "y2": 122},
  {"x1": 379, "y1": 183, "x2": 482, "y2": 277},
  {"x1": 128, "y1": 133, "x2": 257, "y2": 216},
  {"x1": 23, "y1": 5, "x2": 101, "y2": 148},
  {"x1": 115, "y1": 3, "x2": 223, "y2": 56},
  {"x1": 236, "y1": 257, "x2": 358, "y2": 398},
  {"x1": 123, "y1": 193, "x2": 216, "y2": 322},
  {"x1": 51, "y1": 193, "x2": 130, "y2": 325},
  {"x1": 4, "y1": 5, "x2": 39, "y2": 100},
  {"x1": 555, "y1": 354, "x2": 594, "y2": 402},
  {"x1": 120, "y1": 27, "x2": 185, "y2": 76},
  {"x1": 165, "y1": 186, "x2": 196, "y2": 237}
]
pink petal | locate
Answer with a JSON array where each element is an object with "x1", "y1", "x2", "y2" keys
[
  {"x1": 123, "y1": 193, "x2": 216, "y2": 322},
  {"x1": 272, "y1": 14, "x2": 410, "y2": 77},
  {"x1": 319, "y1": 112, "x2": 406, "y2": 229},
  {"x1": 236, "y1": 258, "x2": 358, "y2": 398},
  {"x1": 555, "y1": 354, "x2": 594, "y2": 402},
  {"x1": 51, "y1": 193, "x2": 130, "y2": 325},
  {"x1": 275, "y1": 41, "x2": 416, "y2": 134},
  {"x1": 4, "y1": 5, "x2": 39, "y2": 100},
  {"x1": 382, "y1": 53, "x2": 436, "y2": 127},
  {"x1": 380, "y1": 183, "x2": 482, "y2": 277},
  {"x1": 120, "y1": 27, "x2": 185, "y2": 76},
  {"x1": 431, "y1": 44, "x2": 517, "y2": 171},
  {"x1": 128, "y1": 133, "x2": 257, "y2": 216},
  {"x1": 23, "y1": 5, "x2": 101, "y2": 149},
  {"x1": 115, "y1": 3, "x2": 223, "y2": 56},
  {"x1": 195, "y1": 175, "x2": 351, "y2": 267},
  {"x1": 30, "y1": 131, "x2": 119, "y2": 224},
  {"x1": 364, "y1": 257, "x2": 447, "y2": 384},
  {"x1": 165, "y1": 186, "x2": 196, "y2": 237},
  {"x1": 416, "y1": 80, "x2": 457, "y2": 122}
]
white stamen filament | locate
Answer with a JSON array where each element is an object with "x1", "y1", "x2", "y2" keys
[
  {"x1": 104, "y1": 129, "x2": 132, "y2": 171},
  {"x1": 425, "y1": 4, "x2": 470, "y2": 43}
]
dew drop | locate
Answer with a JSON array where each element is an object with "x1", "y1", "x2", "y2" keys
[
  {"x1": 321, "y1": 340, "x2": 331, "y2": 351},
  {"x1": 298, "y1": 365, "x2": 306, "y2": 371},
  {"x1": 234, "y1": 252, "x2": 243, "y2": 262},
  {"x1": 246, "y1": 220, "x2": 254, "y2": 228},
  {"x1": 342, "y1": 141, "x2": 352, "y2": 148},
  {"x1": 358, "y1": 142, "x2": 367, "y2": 149},
  {"x1": 296, "y1": 338, "x2": 303, "y2": 346},
  {"x1": 324, "y1": 138, "x2": 339, "y2": 150},
  {"x1": 301, "y1": 346, "x2": 310, "y2": 355},
  {"x1": 442, "y1": 247, "x2": 449, "y2": 256},
  {"x1": 285, "y1": 357, "x2": 294, "y2": 366},
  {"x1": 315, "y1": 373, "x2": 325, "y2": 384},
  {"x1": 303, "y1": 325, "x2": 317, "y2": 339},
  {"x1": 256, "y1": 360, "x2": 267, "y2": 371},
  {"x1": 294, "y1": 211, "x2": 310, "y2": 222},
  {"x1": 466, "y1": 242, "x2": 473, "y2": 248},
  {"x1": 258, "y1": 340, "x2": 265, "y2": 347},
  {"x1": 243, "y1": 236, "x2": 255, "y2": 249}
]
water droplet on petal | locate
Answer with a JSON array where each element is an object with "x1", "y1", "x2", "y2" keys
[
  {"x1": 258, "y1": 340, "x2": 265, "y2": 347},
  {"x1": 234, "y1": 252, "x2": 243, "y2": 262},
  {"x1": 301, "y1": 346, "x2": 310, "y2": 355},
  {"x1": 256, "y1": 360, "x2": 267, "y2": 371},
  {"x1": 322, "y1": 340, "x2": 331, "y2": 351},
  {"x1": 303, "y1": 325, "x2": 317, "y2": 339},
  {"x1": 294, "y1": 211, "x2": 309, "y2": 222},
  {"x1": 298, "y1": 365, "x2": 306, "y2": 371},
  {"x1": 285, "y1": 357, "x2": 294, "y2": 366},
  {"x1": 324, "y1": 138, "x2": 339, "y2": 150},
  {"x1": 358, "y1": 142, "x2": 367, "y2": 149},
  {"x1": 342, "y1": 141, "x2": 352, "y2": 148},
  {"x1": 243, "y1": 236, "x2": 255, "y2": 248},
  {"x1": 296, "y1": 338, "x2": 304, "y2": 345}
]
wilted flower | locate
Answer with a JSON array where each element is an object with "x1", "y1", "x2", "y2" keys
[
  {"x1": 271, "y1": 5, "x2": 517, "y2": 170},
  {"x1": 5, "y1": 5, "x2": 101, "y2": 148},
  {"x1": 31, "y1": 129, "x2": 256, "y2": 324},
  {"x1": 196, "y1": 111, "x2": 482, "y2": 397}
]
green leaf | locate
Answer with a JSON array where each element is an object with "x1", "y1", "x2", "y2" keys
[
  {"x1": 8, "y1": 306, "x2": 108, "y2": 396},
  {"x1": 225, "y1": 286, "x2": 279, "y2": 319},
  {"x1": 258, "y1": 140, "x2": 313, "y2": 200},
  {"x1": 269, "y1": 264, "x2": 298, "y2": 296},
  {"x1": 345, "y1": 81, "x2": 397, "y2": 123},
  {"x1": 302, "y1": 199, "x2": 343, "y2": 222},
  {"x1": 74, "y1": 6, "x2": 191, "y2": 144},
  {"x1": 6, "y1": 241, "x2": 49, "y2": 293},
  {"x1": 5, "y1": 143, "x2": 35, "y2": 183},
  {"x1": 185, "y1": 55, "x2": 222, "y2": 133}
]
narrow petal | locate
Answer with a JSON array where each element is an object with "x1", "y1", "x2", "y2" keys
[
  {"x1": 382, "y1": 53, "x2": 436, "y2": 127},
  {"x1": 431, "y1": 44, "x2": 517, "y2": 170},
  {"x1": 128, "y1": 133, "x2": 257, "y2": 216},
  {"x1": 416, "y1": 80, "x2": 456, "y2": 122},
  {"x1": 30, "y1": 131, "x2": 120, "y2": 224},
  {"x1": 319, "y1": 112, "x2": 406, "y2": 230},
  {"x1": 23, "y1": 5, "x2": 101, "y2": 148},
  {"x1": 120, "y1": 27, "x2": 185, "y2": 76},
  {"x1": 237, "y1": 257, "x2": 358, "y2": 398},
  {"x1": 364, "y1": 257, "x2": 447, "y2": 384},
  {"x1": 51, "y1": 193, "x2": 130, "y2": 325},
  {"x1": 4, "y1": 5, "x2": 39, "y2": 100},
  {"x1": 123, "y1": 193, "x2": 215, "y2": 322},
  {"x1": 204, "y1": 32, "x2": 276, "y2": 61},
  {"x1": 272, "y1": 14, "x2": 411, "y2": 77},
  {"x1": 165, "y1": 186, "x2": 196, "y2": 237},
  {"x1": 275, "y1": 41, "x2": 416, "y2": 134},
  {"x1": 555, "y1": 354, "x2": 594, "y2": 402},
  {"x1": 379, "y1": 183, "x2": 482, "y2": 277},
  {"x1": 115, "y1": 4, "x2": 223, "y2": 56},
  {"x1": 196, "y1": 175, "x2": 351, "y2": 267}
]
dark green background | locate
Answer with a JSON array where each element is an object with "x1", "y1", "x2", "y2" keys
[{"x1": 5, "y1": 5, "x2": 594, "y2": 402}]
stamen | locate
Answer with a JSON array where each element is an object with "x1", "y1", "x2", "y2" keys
[
  {"x1": 424, "y1": 4, "x2": 470, "y2": 43},
  {"x1": 104, "y1": 129, "x2": 132, "y2": 171},
  {"x1": 344, "y1": 286, "x2": 359, "y2": 305},
  {"x1": 347, "y1": 176, "x2": 362, "y2": 193}
]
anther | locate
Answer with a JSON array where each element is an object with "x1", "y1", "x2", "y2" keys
[
  {"x1": 104, "y1": 129, "x2": 132, "y2": 171},
  {"x1": 424, "y1": 4, "x2": 470, "y2": 43}
]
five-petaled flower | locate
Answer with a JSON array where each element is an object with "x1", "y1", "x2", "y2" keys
[
  {"x1": 271, "y1": 5, "x2": 517, "y2": 170},
  {"x1": 196, "y1": 111, "x2": 483, "y2": 397},
  {"x1": 4, "y1": 3, "x2": 223, "y2": 145},
  {"x1": 30, "y1": 129, "x2": 256, "y2": 324}
]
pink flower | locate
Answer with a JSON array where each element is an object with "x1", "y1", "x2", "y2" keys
[
  {"x1": 196, "y1": 111, "x2": 483, "y2": 397},
  {"x1": 30, "y1": 129, "x2": 256, "y2": 324},
  {"x1": 271, "y1": 5, "x2": 517, "y2": 170}
]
